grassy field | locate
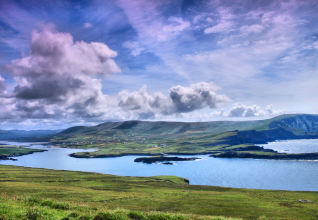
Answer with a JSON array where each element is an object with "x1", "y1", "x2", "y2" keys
[
  {"x1": 0, "y1": 165, "x2": 317, "y2": 219},
  {"x1": 59, "y1": 131, "x2": 243, "y2": 158},
  {"x1": 0, "y1": 146, "x2": 45, "y2": 157}
]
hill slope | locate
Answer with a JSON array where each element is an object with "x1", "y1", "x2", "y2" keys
[
  {"x1": 0, "y1": 129, "x2": 63, "y2": 140},
  {"x1": 55, "y1": 114, "x2": 318, "y2": 139}
]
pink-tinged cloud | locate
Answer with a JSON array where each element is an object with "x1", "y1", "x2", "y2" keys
[
  {"x1": 3, "y1": 24, "x2": 120, "y2": 101},
  {"x1": 0, "y1": 24, "x2": 122, "y2": 122},
  {"x1": 83, "y1": 22, "x2": 92, "y2": 28},
  {"x1": 117, "y1": 82, "x2": 231, "y2": 119}
]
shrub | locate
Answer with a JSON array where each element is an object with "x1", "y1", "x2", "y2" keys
[
  {"x1": 93, "y1": 211, "x2": 127, "y2": 220},
  {"x1": 41, "y1": 199, "x2": 69, "y2": 210},
  {"x1": 128, "y1": 211, "x2": 147, "y2": 220},
  {"x1": 25, "y1": 208, "x2": 42, "y2": 220}
]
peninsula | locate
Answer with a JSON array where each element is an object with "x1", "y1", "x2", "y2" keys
[{"x1": 46, "y1": 114, "x2": 318, "y2": 160}]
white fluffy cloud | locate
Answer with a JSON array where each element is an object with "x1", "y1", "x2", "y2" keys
[
  {"x1": 227, "y1": 103, "x2": 266, "y2": 117},
  {"x1": 169, "y1": 82, "x2": 230, "y2": 113},
  {"x1": 266, "y1": 105, "x2": 286, "y2": 116},
  {"x1": 1, "y1": 25, "x2": 121, "y2": 121},
  {"x1": 0, "y1": 26, "x2": 231, "y2": 124},
  {"x1": 116, "y1": 82, "x2": 230, "y2": 119}
]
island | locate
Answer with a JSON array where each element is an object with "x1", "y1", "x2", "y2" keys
[{"x1": 134, "y1": 156, "x2": 200, "y2": 164}]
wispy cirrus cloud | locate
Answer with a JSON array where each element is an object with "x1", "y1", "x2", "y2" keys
[
  {"x1": 0, "y1": 0, "x2": 317, "y2": 129},
  {"x1": 123, "y1": 41, "x2": 145, "y2": 56}
]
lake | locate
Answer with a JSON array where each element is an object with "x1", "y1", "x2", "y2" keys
[{"x1": 0, "y1": 140, "x2": 318, "y2": 191}]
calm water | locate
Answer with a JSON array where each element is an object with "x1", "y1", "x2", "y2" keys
[
  {"x1": 261, "y1": 139, "x2": 318, "y2": 153},
  {"x1": 0, "y1": 141, "x2": 318, "y2": 191}
]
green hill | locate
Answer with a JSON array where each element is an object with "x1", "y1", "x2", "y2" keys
[
  {"x1": 49, "y1": 114, "x2": 318, "y2": 159},
  {"x1": 55, "y1": 114, "x2": 318, "y2": 139}
]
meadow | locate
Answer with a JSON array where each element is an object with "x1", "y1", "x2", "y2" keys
[{"x1": 0, "y1": 165, "x2": 317, "y2": 219}]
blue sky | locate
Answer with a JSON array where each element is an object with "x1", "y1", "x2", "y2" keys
[{"x1": 0, "y1": 0, "x2": 318, "y2": 129}]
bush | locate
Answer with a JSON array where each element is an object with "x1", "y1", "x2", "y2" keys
[
  {"x1": 128, "y1": 211, "x2": 147, "y2": 220},
  {"x1": 93, "y1": 211, "x2": 127, "y2": 220},
  {"x1": 26, "y1": 197, "x2": 41, "y2": 206},
  {"x1": 79, "y1": 215, "x2": 91, "y2": 220},
  {"x1": 147, "y1": 212, "x2": 186, "y2": 220},
  {"x1": 41, "y1": 199, "x2": 69, "y2": 210},
  {"x1": 25, "y1": 208, "x2": 42, "y2": 220}
]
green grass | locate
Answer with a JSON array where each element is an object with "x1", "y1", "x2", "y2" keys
[
  {"x1": 66, "y1": 131, "x2": 237, "y2": 158},
  {"x1": 0, "y1": 195, "x2": 239, "y2": 220},
  {"x1": 0, "y1": 165, "x2": 317, "y2": 219},
  {"x1": 0, "y1": 147, "x2": 44, "y2": 156}
]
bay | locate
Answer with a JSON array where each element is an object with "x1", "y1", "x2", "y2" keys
[
  {"x1": 0, "y1": 141, "x2": 318, "y2": 191},
  {"x1": 261, "y1": 139, "x2": 318, "y2": 154}
]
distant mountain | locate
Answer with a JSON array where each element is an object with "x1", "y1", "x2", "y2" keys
[
  {"x1": 55, "y1": 114, "x2": 318, "y2": 140},
  {"x1": 0, "y1": 129, "x2": 64, "y2": 140},
  {"x1": 0, "y1": 130, "x2": 20, "y2": 139},
  {"x1": 9, "y1": 129, "x2": 64, "y2": 136}
]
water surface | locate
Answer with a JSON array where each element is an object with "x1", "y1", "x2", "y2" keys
[
  {"x1": 262, "y1": 139, "x2": 318, "y2": 154},
  {"x1": 0, "y1": 141, "x2": 317, "y2": 191}
]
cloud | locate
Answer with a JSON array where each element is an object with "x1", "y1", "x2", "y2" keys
[
  {"x1": 0, "y1": 24, "x2": 231, "y2": 123},
  {"x1": 1, "y1": 24, "x2": 121, "y2": 121},
  {"x1": 210, "y1": 109, "x2": 224, "y2": 117},
  {"x1": 204, "y1": 20, "x2": 234, "y2": 34},
  {"x1": 0, "y1": 75, "x2": 5, "y2": 93},
  {"x1": 0, "y1": 25, "x2": 231, "y2": 124},
  {"x1": 116, "y1": 82, "x2": 230, "y2": 119},
  {"x1": 239, "y1": 24, "x2": 264, "y2": 34},
  {"x1": 83, "y1": 22, "x2": 92, "y2": 28},
  {"x1": 3, "y1": 24, "x2": 120, "y2": 102},
  {"x1": 204, "y1": 7, "x2": 236, "y2": 34},
  {"x1": 118, "y1": 85, "x2": 167, "y2": 111},
  {"x1": 266, "y1": 105, "x2": 286, "y2": 116},
  {"x1": 116, "y1": 0, "x2": 189, "y2": 43},
  {"x1": 123, "y1": 41, "x2": 145, "y2": 56},
  {"x1": 169, "y1": 82, "x2": 230, "y2": 113},
  {"x1": 227, "y1": 103, "x2": 266, "y2": 117},
  {"x1": 222, "y1": 103, "x2": 285, "y2": 118},
  {"x1": 157, "y1": 17, "x2": 190, "y2": 41}
]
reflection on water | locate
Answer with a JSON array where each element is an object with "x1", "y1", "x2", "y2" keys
[{"x1": 0, "y1": 141, "x2": 318, "y2": 191}]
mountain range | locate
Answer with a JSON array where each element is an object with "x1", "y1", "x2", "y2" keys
[
  {"x1": 56, "y1": 114, "x2": 318, "y2": 139},
  {"x1": 1, "y1": 114, "x2": 318, "y2": 141}
]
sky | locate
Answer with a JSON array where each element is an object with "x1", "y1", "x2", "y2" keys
[{"x1": 0, "y1": 0, "x2": 318, "y2": 130}]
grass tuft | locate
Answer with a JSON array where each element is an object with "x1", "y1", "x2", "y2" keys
[{"x1": 25, "y1": 208, "x2": 42, "y2": 220}]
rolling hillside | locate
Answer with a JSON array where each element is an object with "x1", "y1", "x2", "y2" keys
[{"x1": 55, "y1": 114, "x2": 318, "y2": 139}]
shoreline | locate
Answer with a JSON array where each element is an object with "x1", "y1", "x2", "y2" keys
[
  {"x1": 3, "y1": 141, "x2": 318, "y2": 161},
  {"x1": 68, "y1": 144, "x2": 318, "y2": 161},
  {"x1": 0, "y1": 163, "x2": 317, "y2": 192},
  {"x1": 0, "y1": 149, "x2": 47, "y2": 161},
  {"x1": 211, "y1": 151, "x2": 318, "y2": 160},
  {"x1": 68, "y1": 151, "x2": 216, "y2": 158},
  {"x1": 68, "y1": 150, "x2": 318, "y2": 161}
]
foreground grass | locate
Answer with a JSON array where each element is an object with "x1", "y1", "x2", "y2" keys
[
  {"x1": 0, "y1": 165, "x2": 317, "y2": 219},
  {"x1": 0, "y1": 195, "x2": 237, "y2": 220}
]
